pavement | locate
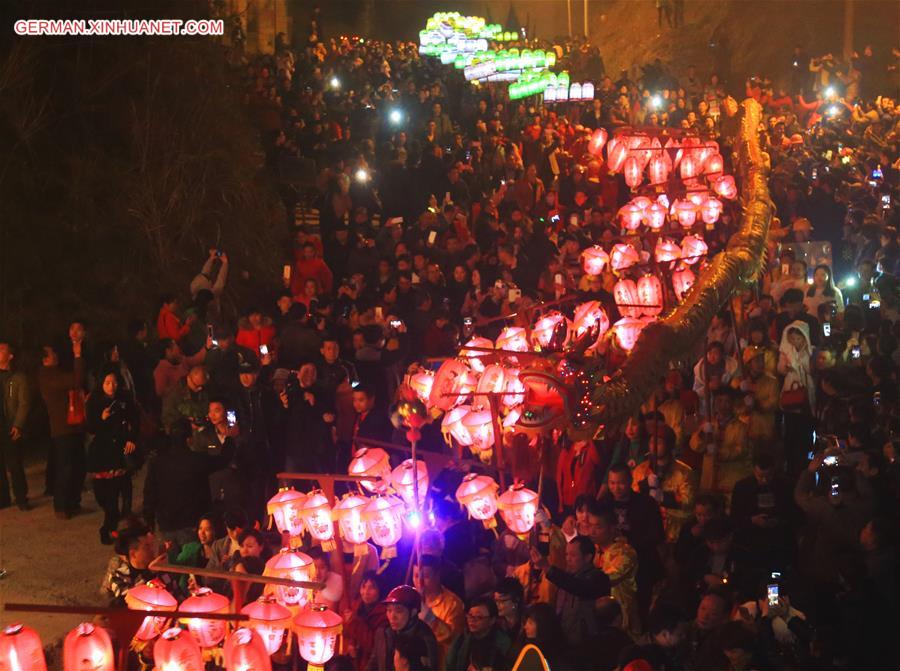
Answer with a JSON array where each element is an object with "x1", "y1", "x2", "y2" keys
[{"x1": 0, "y1": 460, "x2": 145, "y2": 659}]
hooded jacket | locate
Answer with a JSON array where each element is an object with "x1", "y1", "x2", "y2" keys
[{"x1": 777, "y1": 319, "x2": 815, "y2": 409}]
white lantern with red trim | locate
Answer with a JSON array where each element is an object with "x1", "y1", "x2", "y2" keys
[
  {"x1": 705, "y1": 152, "x2": 724, "y2": 175},
  {"x1": 441, "y1": 405, "x2": 473, "y2": 446},
  {"x1": 648, "y1": 154, "x2": 669, "y2": 184},
  {"x1": 681, "y1": 235, "x2": 708, "y2": 264},
  {"x1": 473, "y1": 364, "x2": 507, "y2": 410},
  {"x1": 612, "y1": 317, "x2": 646, "y2": 351},
  {"x1": 240, "y1": 596, "x2": 292, "y2": 656},
  {"x1": 606, "y1": 140, "x2": 628, "y2": 172},
  {"x1": 680, "y1": 152, "x2": 700, "y2": 180},
  {"x1": 644, "y1": 203, "x2": 668, "y2": 230},
  {"x1": 701, "y1": 197, "x2": 723, "y2": 225},
  {"x1": 713, "y1": 175, "x2": 737, "y2": 199},
  {"x1": 623, "y1": 156, "x2": 643, "y2": 189},
  {"x1": 125, "y1": 581, "x2": 178, "y2": 641},
  {"x1": 1, "y1": 624, "x2": 47, "y2": 671},
  {"x1": 267, "y1": 487, "x2": 307, "y2": 541},
  {"x1": 455, "y1": 473, "x2": 500, "y2": 528},
  {"x1": 332, "y1": 493, "x2": 371, "y2": 555},
  {"x1": 293, "y1": 605, "x2": 343, "y2": 671},
  {"x1": 618, "y1": 203, "x2": 643, "y2": 231},
  {"x1": 675, "y1": 200, "x2": 698, "y2": 228},
  {"x1": 299, "y1": 490, "x2": 336, "y2": 551},
  {"x1": 588, "y1": 128, "x2": 608, "y2": 156},
  {"x1": 179, "y1": 588, "x2": 230, "y2": 648},
  {"x1": 363, "y1": 495, "x2": 405, "y2": 558},
  {"x1": 408, "y1": 371, "x2": 435, "y2": 405},
  {"x1": 429, "y1": 358, "x2": 472, "y2": 410},
  {"x1": 614, "y1": 278, "x2": 642, "y2": 319},
  {"x1": 496, "y1": 327, "x2": 529, "y2": 352},
  {"x1": 573, "y1": 301, "x2": 610, "y2": 338},
  {"x1": 672, "y1": 266, "x2": 696, "y2": 300},
  {"x1": 153, "y1": 627, "x2": 203, "y2": 671},
  {"x1": 654, "y1": 238, "x2": 681, "y2": 264},
  {"x1": 462, "y1": 408, "x2": 495, "y2": 453},
  {"x1": 390, "y1": 459, "x2": 429, "y2": 508},
  {"x1": 610, "y1": 243, "x2": 639, "y2": 272},
  {"x1": 348, "y1": 447, "x2": 391, "y2": 493},
  {"x1": 64, "y1": 623, "x2": 112, "y2": 671},
  {"x1": 460, "y1": 337, "x2": 494, "y2": 373},
  {"x1": 503, "y1": 371, "x2": 525, "y2": 408},
  {"x1": 223, "y1": 628, "x2": 272, "y2": 671},
  {"x1": 637, "y1": 275, "x2": 664, "y2": 317},
  {"x1": 531, "y1": 312, "x2": 569, "y2": 349},
  {"x1": 631, "y1": 196, "x2": 653, "y2": 211},
  {"x1": 582, "y1": 246, "x2": 610, "y2": 276},
  {"x1": 498, "y1": 484, "x2": 539, "y2": 535},
  {"x1": 263, "y1": 548, "x2": 314, "y2": 609}
]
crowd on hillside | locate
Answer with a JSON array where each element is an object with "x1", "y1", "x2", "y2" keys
[{"x1": 1, "y1": 16, "x2": 899, "y2": 671}]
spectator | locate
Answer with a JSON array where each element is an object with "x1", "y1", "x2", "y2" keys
[{"x1": 0, "y1": 341, "x2": 30, "y2": 511}]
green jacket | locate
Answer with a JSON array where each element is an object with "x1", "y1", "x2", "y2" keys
[
  {"x1": 161, "y1": 379, "x2": 209, "y2": 432},
  {"x1": 445, "y1": 628, "x2": 512, "y2": 671},
  {"x1": 1, "y1": 369, "x2": 29, "y2": 430}
]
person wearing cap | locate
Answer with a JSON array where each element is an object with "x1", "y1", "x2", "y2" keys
[
  {"x1": 732, "y1": 346, "x2": 780, "y2": 448},
  {"x1": 413, "y1": 555, "x2": 464, "y2": 668},
  {"x1": 367, "y1": 585, "x2": 439, "y2": 671}
]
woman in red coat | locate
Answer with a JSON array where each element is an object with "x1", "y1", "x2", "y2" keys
[
  {"x1": 342, "y1": 571, "x2": 387, "y2": 671},
  {"x1": 235, "y1": 309, "x2": 276, "y2": 353},
  {"x1": 556, "y1": 438, "x2": 602, "y2": 514}
]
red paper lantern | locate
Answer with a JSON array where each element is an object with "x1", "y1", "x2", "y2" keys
[
  {"x1": 408, "y1": 371, "x2": 435, "y2": 405},
  {"x1": 179, "y1": 588, "x2": 230, "y2": 648},
  {"x1": 637, "y1": 275, "x2": 664, "y2": 317},
  {"x1": 618, "y1": 203, "x2": 644, "y2": 230},
  {"x1": 455, "y1": 473, "x2": 500, "y2": 528},
  {"x1": 623, "y1": 156, "x2": 643, "y2": 189},
  {"x1": 631, "y1": 196, "x2": 653, "y2": 211},
  {"x1": 614, "y1": 278, "x2": 642, "y2": 318},
  {"x1": 581, "y1": 246, "x2": 610, "y2": 276},
  {"x1": 612, "y1": 317, "x2": 645, "y2": 351},
  {"x1": 680, "y1": 152, "x2": 700, "y2": 180},
  {"x1": 606, "y1": 140, "x2": 628, "y2": 172},
  {"x1": 153, "y1": 627, "x2": 202, "y2": 671},
  {"x1": 498, "y1": 484, "x2": 539, "y2": 535},
  {"x1": 293, "y1": 605, "x2": 343, "y2": 671},
  {"x1": 705, "y1": 152, "x2": 724, "y2": 175},
  {"x1": 701, "y1": 197, "x2": 723, "y2": 225},
  {"x1": 648, "y1": 154, "x2": 669, "y2": 184},
  {"x1": 348, "y1": 447, "x2": 391, "y2": 493},
  {"x1": 267, "y1": 487, "x2": 307, "y2": 541},
  {"x1": 495, "y1": 327, "x2": 529, "y2": 352},
  {"x1": 362, "y1": 495, "x2": 405, "y2": 558},
  {"x1": 588, "y1": 128, "x2": 607, "y2": 155},
  {"x1": 462, "y1": 408, "x2": 495, "y2": 452},
  {"x1": 125, "y1": 581, "x2": 177, "y2": 642},
  {"x1": 390, "y1": 459, "x2": 429, "y2": 507},
  {"x1": 644, "y1": 203, "x2": 667, "y2": 230},
  {"x1": 672, "y1": 267, "x2": 696, "y2": 300},
  {"x1": 713, "y1": 175, "x2": 737, "y2": 199},
  {"x1": 264, "y1": 548, "x2": 314, "y2": 608},
  {"x1": 441, "y1": 405, "x2": 473, "y2": 446},
  {"x1": 573, "y1": 301, "x2": 610, "y2": 338},
  {"x1": 688, "y1": 191, "x2": 708, "y2": 207},
  {"x1": 223, "y1": 628, "x2": 272, "y2": 671},
  {"x1": 428, "y1": 358, "x2": 472, "y2": 411},
  {"x1": 675, "y1": 200, "x2": 698, "y2": 228},
  {"x1": 680, "y1": 235, "x2": 708, "y2": 264},
  {"x1": 299, "y1": 491, "x2": 336, "y2": 551},
  {"x1": 610, "y1": 243, "x2": 639, "y2": 272},
  {"x1": 64, "y1": 623, "x2": 113, "y2": 671},
  {"x1": 531, "y1": 312, "x2": 569, "y2": 349},
  {"x1": 240, "y1": 596, "x2": 292, "y2": 656},
  {"x1": 654, "y1": 238, "x2": 681, "y2": 264},
  {"x1": 1, "y1": 624, "x2": 47, "y2": 671}
]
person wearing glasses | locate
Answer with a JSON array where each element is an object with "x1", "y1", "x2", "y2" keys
[{"x1": 444, "y1": 597, "x2": 513, "y2": 671}]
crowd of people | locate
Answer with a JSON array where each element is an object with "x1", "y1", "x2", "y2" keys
[{"x1": 1, "y1": 15, "x2": 899, "y2": 671}]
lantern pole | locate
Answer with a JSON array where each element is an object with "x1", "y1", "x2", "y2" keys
[
  {"x1": 410, "y1": 428, "x2": 423, "y2": 583},
  {"x1": 488, "y1": 393, "x2": 507, "y2": 490}
]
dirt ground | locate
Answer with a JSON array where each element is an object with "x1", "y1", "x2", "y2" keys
[{"x1": 0, "y1": 461, "x2": 146, "y2": 661}]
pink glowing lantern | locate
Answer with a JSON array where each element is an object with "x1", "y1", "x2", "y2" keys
[
  {"x1": 618, "y1": 203, "x2": 644, "y2": 231},
  {"x1": 701, "y1": 198, "x2": 723, "y2": 225},
  {"x1": 680, "y1": 152, "x2": 701, "y2": 180},
  {"x1": 680, "y1": 235, "x2": 708, "y2": 264},
  {"x1": 223, "y1": 628, "x2": 272, "y2": 671},
  {"x1": 332, "y1": 493, "x2": 371, "y2": 555},
  {"x1": 705, "y1": 152, "x2": 724, "y2": 175},
  {"x1": 503, "y1": 371, "x2": 525, "y2": 408},
  {"x1": 588, "y1": 128, "x2": 608, "y2": 155},
  {"x1": 531, "y1": 312, "x2": 568, "y2": 349},
  {"x1": 606, "y1": 140, "x2": 629, "y2": 172},
  {"x1": 623, "y1": 156, "x2": 643, "y2": 189},
  {"x1": 390, "y1": 459, "x2": 429, "y2": 507},
  {"x1": 299, "y1": 490, "x2": 336, "y2": 551},
  {"x1": 293, "y1": 605, "x2": 343, "y2": 671},
  {"x1": 263, "y1": 548, "x2": 314, "y2": 608},
  {"x1": 125, "y1": 581, "x2": 177, "y2": 642},
  {"x1": 713, "y1": 175, "x2": 738, "y2": 199},
  {"x1": 688, "y1": 191, "x2": 708, "y2": 207},
  {"x1": 496, "y1": 327, "x2": 529, "y2": 352},
  {"x1": 455, "y1": 473, "x2": 500, "y2": 528},
  {"x1": 241, "y1": 596, "x2": 292, "y2": 656},
  {"x1": 363, "y1": 495, "x2": 405, "y2": 558},
  {"x1": 462, "y1": 408, "x2": 495, "y2": 452},
  {"x1": 153, "y1": 627, "x2": 202, "y2": 671},
  {"x1": 460, "y1": 337, "x2": 494, "y2": 373},
  {"x1": 654, "y1": 238, "x2": 681, "y2": 264},
  {"x1": 441, "y1": 405, "x2": 473, "y2": 445},
  {"x1": 63, "y1": 623, "x2": 113, "y2": 671},
  {"x1": 648, "y1": 154, "x2": 669, "y2": 184},
  {"x1": 614, "y1": 278, "x2": 642, "y2": 318},
  {"x1": 581, "y1": 246, "x2": 610, "y2": 276},
  {"x1": 631, "y1": 196, "x2": 653, "y2": 211},
  {"x1": 180, "y1": 588, "x2": 230, "y2": 648},
  {"x1": 672, "y1": 267, "x2": 696, "y2": 300},
  {"x1": 428, "y1": 358, "x2": 471, "y2": 411},
  {"x1": 348, "y1": 447, "x2": 391, "y2": 493},
  {"x1": 573, "y1": 301, "x2": 610, "y2": 338},
  {"x1": 1, "y1": 624, "x2": 47, "y2": 671},
  {"x1": 408, "y1": 371, "x2": 435, "y2": 405},
  {"x1": 644, "y1": 203, "x2": 668, "y2": 230},
  {"x1": 610, "y1": 243, "x2": 639, "y2": 272},
  {"x1": 498, "y1": 484, "x2": 539, "y2": 535},
  {"x1": 502, "y1": 407, "x2": 522, "y2": 429},
  {"x1": 612, "y1": 317, "x2": 646, "y2": 351},
  {"x1": 267, "y1": 487, "x2": 307, "y2": 541},
  {"x1": 675, "y1": 200, "x2": 698, "y2": 228},
  {"x1": 637, "y1": 275, "x2": 664, "y2": 317}
]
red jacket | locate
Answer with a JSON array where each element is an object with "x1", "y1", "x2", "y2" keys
[
  {"x1": 157, "y1": 305, "x2": 190, "y2": 341},
  {"x1": 235, "y1": 325, "x2": 276, "y2": 352},
  {"x1": 556, "y1": 441, "x2": 602, "y2": 509},
  {"x1": 290, "y1": 258, "x2": 334, "y2": 295}
]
